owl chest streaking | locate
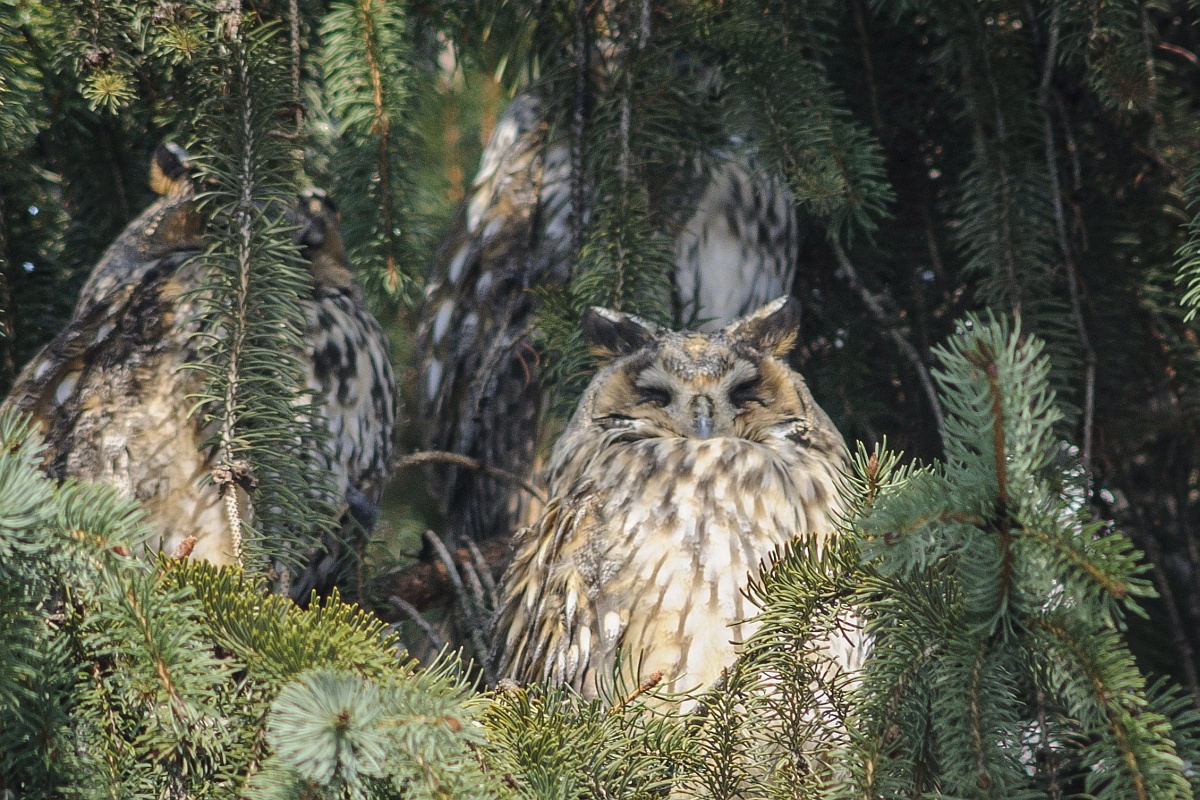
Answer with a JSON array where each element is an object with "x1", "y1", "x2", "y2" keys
[
  {"x1": 494, "y1": 297, "x2": 846, "y2": 699},
  {"x1": 1, "y1": 146, "x2": 397, "y2": 597}
]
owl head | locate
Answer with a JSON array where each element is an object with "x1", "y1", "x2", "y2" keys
[
  {"x1": 142, "y1": 144, "x2": 352, "y2": 288},
  {"x1": 574, "y1": 297, "x2": 839, "y2": 451}
]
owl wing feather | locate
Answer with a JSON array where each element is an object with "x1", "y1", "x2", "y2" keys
[
  {"x1": 493, "y1": 478, "x2": 609, "y2": 693},
  {"x1": 416, "y1": 96, "x2": 571, "y2": 547}
]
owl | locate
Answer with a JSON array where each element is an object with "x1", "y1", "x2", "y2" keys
[
  {"x1": 493, "y1": 296, "x2": 847, "y2": 699},
  {"x1": 2, "y1": 145, "x2": 398, "y2": 600},
  {"x1": 416, "y1": 93, "x2": 800, "y2": 549}
]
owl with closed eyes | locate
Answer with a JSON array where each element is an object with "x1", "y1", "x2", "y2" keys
[{"x1": 493, "y1": 296, "x2": 847, "y2": 699}]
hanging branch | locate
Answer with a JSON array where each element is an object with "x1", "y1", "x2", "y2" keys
[
  {"x1": 320, "y1": 0, "x2": 413, "y2": 297},
  {"x1": 1035, "y1": 7, "x2": 1097, "y2": 482},
  {"x1": 832, "y1": 239, "x2": 946, "y2": 437},
  {"x1": 569, "y1": 0, "x2": 590, "y2": 260},
  {"x1": 188, "y1": 9, "x2": 336, "y2": 576},
  {"x1": 289, "y1": 0, "x2": 302, "y2": 134}
]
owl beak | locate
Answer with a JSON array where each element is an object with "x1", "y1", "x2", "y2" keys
[{"x1": 693, "y1": 395, "x2": 715, "y2": 439}]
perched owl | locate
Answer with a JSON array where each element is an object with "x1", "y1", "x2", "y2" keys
[
  {"x1": 493, "y1": 297, "x2": 847, "y2": 699},
  {"x1": 2, "y1": 145, "x2": 398, "y2": 599},
  {"x1": 416, "y1": 94, "x2": 799, "y2": 548}
]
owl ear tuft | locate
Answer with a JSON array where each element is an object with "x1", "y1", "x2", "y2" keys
[
  {"x1": 583, "y1": 307, "x2": 661, "y2": 362},
  {"x1": 723, "y1": 296, "x2": 801, "y2": 357},
  {"x1": 149, "y1": 143, "x2": 194, "y2": 196}
]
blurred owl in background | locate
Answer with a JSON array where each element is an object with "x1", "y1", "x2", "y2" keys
[
  {"x1": 416, "y1": 94, "x2": 799, "y2": 548},
  {"x1": 493, "y1": 297, "x2": 847, "y2": 698},
  {"x1": 1, "y1": 145, "x2": 397, "y2": 600}
]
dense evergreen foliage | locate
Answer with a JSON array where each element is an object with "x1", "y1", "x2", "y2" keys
[{"x1": 4, "y1": 0, "x2": 1200, "y2": 797}]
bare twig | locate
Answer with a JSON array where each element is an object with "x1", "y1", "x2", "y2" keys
[
  {"x1": 424, "y1": 530, "x2": 469, "y2": 602},
  {"x1": 831, "y1": 240, "x2": 946, "y2": 437},
  {"x1": 1037, "y1": 8, "x2": 1097, "y2": 482},
  {"x1": 608, "y1": 671, "x2": 664, "y2": 715},
  {"x1": 394, "y1": 450, "x2": 547, "y2": 505},
  {"x1": 465, "y1": 538, "x2": 498, "y2": 601},
  {"x1": 389, "y1": 595, "x2": 446, "y2": 654},
  {"x1": 570, "y1": 0, "x2": 589, "y2": 258},
  {"x1": 425, "y1": 530, "x2": 498, "y2": 685},
  {"x1": 376, "y1": 536, "x2": 509, "y2": 611}
]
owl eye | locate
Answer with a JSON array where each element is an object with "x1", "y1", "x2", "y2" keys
[
  {"x1": 637, "y1": 384, "x2": 673, "y2": 407},
  {"x1": 729, "y1": 379, "x2": 761, "y2": 408}
]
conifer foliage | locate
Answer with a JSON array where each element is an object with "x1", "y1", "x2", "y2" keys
[
  {"x1": 836, "y1": 315, "x2": 1197, "y2": 799},
  {"x1": 5, "y1": 0, "x2": 1200, "y2": 797},
  {"x1": 0, "y1": 407, "x2": 493, "y2": 799}
]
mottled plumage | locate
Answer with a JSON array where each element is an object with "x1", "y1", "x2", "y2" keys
[
  {"x1": 494, "y1": 297, "x2": 846, "y2": 698},
  {"x1": 416, "y1": 94, "x2": 799, "y2": 546},
  {"x1": 2, "y1": 146, "x2": 397, "y2": 597}
]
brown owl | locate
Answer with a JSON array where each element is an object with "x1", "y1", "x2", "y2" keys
[
  {"x1": 1, "y1": 145, "x2": 397, "y2": 600},
  {"x1": 493, "y1": 297, "x2": 846, "y2": 699}
]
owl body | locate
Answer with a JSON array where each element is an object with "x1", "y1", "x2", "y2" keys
[
  {"x1": 3, "y1": 150, "x2": 397, "y2": 592},
  {"x1": 417, "y1": 94, "x2": 800, "y2": 546},
  {"x1": 495, "y1": 298, "x2": 846, "y2": 699}
]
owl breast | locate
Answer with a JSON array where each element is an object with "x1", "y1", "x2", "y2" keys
[{"x1": 577, "y1": 437, "x2": 840, "y2": 698}]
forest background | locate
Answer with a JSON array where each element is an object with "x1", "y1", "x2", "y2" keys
[{"x1": 5, "y1": 0, "x2": 1200, "y2": 798}]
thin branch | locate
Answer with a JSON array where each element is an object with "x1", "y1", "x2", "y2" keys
[
  {"x1": 569, "y1": 0, "x2": 589, "y2": 259},
  {"x1": 352, "y1": 0, "x2": 400, "y2": 290},
  {"x1": 289, "y1": 0, "x2": 301, "y2": 133},
  {"x1": 376, "y1": 535, "x2": 509, "y2": 612},
  {"x1": 1036, "y1": 684, "x2": 1062, "y2": 800},
  {"x1": 831, "y1": 240, "x2": 946, "y2": 437},
  {"x1": 974, "y1": 25, "x2": 1021, "y2": 314},
  {"x1": 388, "y1": 595, "x2": 446, "y2": 653},
  {"x1": 425, "y1": 529, "x2": 497, "y2": 684},
  {"x1": 1037, "y1": 7, "x2": 1097, "y2": 483},
  {"x1": 0, "y1": 193, "x2": 16, "y2": 387},
  {"x1": 465, "y1": 538, "x2": 497, "y2": 602},
  {"x1": 852, "y1": 0, "x2": 884, "y2": 135},
  {"x1": 1137, "y1": 530, "x2": 1200, "y2": 708},
  {"x1": 394, "y1": 450, "x2": 547, "y2": 505}
]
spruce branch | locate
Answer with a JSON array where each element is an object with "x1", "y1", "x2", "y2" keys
[
  {"x1": 394, "y1": 450, "x2": 547, "y2": 505},
  {"x1": 320, "y1": 0, "x2": 416, "y2": 298},
  {"x1": 185, "y1": 14, "x2": 338, "y2": 580},
  {"x1": 1035, "y1": 6, "x2": 1097, "y2": 481},
  {"x1": 843, "y1": 314, "x2": 1188, "y2": 798}
]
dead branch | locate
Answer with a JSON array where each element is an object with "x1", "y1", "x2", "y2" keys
[
  {"x1": 394, "y1": 450, "x2": 547, "y2": 505},
  {"x1": 376, "y1": 535, "x2": 510, "y2": 612},
  {"x1": 832, "y1": 240, "x2": 947, "y2": 437}
]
